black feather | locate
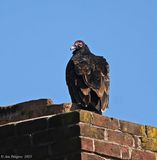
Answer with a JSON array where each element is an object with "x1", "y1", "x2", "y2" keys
[{"x1": 66, "y1": 40, "x2": 109, "y2": 114}]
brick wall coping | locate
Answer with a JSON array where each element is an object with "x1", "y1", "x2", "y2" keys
[{"x1": 0, "y1": 99, "x2": 80, "y2": 125}]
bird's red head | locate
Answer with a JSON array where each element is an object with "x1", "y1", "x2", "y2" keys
[{"x1": 70, "y1": 40, "x2": 86, "y2": 51}]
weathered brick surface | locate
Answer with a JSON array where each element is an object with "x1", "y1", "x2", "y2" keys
[
  {"x1": 131, "y1": 149, "x2": 156, "y2": 160},
  {"x1": 121, "y1": 146, "x2": 130, "y2": 159},
  {"x1": 146, "y1": 125, "x2": 157, "y2": 138},
  {"x1": 81, "y1": 137, "x2": 94, "y2": 152},
  {"x1": 94, "y1": 140, "x2": 121, "y2": 159},
  {"x1": 141, "y1": 137, "x2": 157, "y2": 152},
  {"x1": 79, "y1": 110, "x2": 93, "y2": 123},
  {"x1": 80, "y1": 123, "x2": 104, "y2": 140},
  {"x1": 81, "y1": 152, "x2": 109, "y2": 160},
  {"x1": 92, "y1": 113, "x2": 120, "y2": 130},
  {"x1": 0, "y1": 106, "x2": 157, "y2": 160},
  {"x1": 0, "y1": 99, "x2": 53, "y2": 125},
  {"x1": 94, "y1": 140, "x2": 131, "y2": 160},
  {"x1": 120, "y1": 120, "x2": 146, "y2": 137},
  {"x1": 107, "y1": 129, "x2": 134, "y2": 147}
]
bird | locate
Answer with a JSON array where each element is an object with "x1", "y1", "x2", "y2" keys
[{"x1": 66, "y1": 40, "x2": 109, "y2": 114}]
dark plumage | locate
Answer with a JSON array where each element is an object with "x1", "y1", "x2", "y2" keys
[{"x1": 66, "y1": 40, "x2": 109, "y2": 114}]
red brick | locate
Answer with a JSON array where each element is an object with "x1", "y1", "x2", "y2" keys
[
  {"x1": 131, "y1": 149, "x2": 156, "y2": 160},
  {"x1": 107, "y1": 130, "x2": 134, "y2": 147},
  {"x1": 94, "y1": 140, "x2": 121, "y2": 159},
  {"x1": 91, "y1": 113, "x2": 119, "y2": 130},
  {"x1": 121, "y1": 146, "x2": 130, "y2": 159},
  {"x1": 80, "y1": 123, "x2": 104, "y2": 139},
  {"x1": 81, "y1": 152, "x2": 108, "y2": 160},
  {"x1": 120, "y1": 121, "x2": 146, "y2": 136},
  {"x1": 81, "y1": 137, "x2": 93, "y2": 152}
]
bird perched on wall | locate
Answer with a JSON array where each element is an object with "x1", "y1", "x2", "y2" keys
[{"x1": 66, "y1": 40, "x2": 109, "y2": 114}]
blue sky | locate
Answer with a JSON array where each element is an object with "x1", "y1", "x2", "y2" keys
[{"x1": 0, "y1": 1, "x2": 157, "y2": 126}]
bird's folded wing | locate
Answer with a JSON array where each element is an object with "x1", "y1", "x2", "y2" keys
[{"x1": 74, "y1": 57, "x2": 109, "y2": 97}]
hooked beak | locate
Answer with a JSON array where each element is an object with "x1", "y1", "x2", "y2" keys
[{"x1": 70, "y1": 45, "x2": 76, "y2": 51}]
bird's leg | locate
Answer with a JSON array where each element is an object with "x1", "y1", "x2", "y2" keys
[
  {"x1": 87, "y1": 104, "x2": 102, "y2": 115},
  {"x1": 74, "y1": 103, "x2": 102, "y2": 115}
]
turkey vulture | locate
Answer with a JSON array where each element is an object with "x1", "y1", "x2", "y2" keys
[{"x1": 66, "y1": 40, "x2": 109, "y2": 114}]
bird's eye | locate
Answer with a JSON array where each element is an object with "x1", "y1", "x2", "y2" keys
[
  {"x1": 74, "y1": 41, "x2": 84, "y2": 48},
  {"x1": 78, "y1": 42, "x2": 83, "y2": 48}
]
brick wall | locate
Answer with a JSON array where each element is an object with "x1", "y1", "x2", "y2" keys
[
  {"x1": 0, "y1": 99, "x2": 78, "y2": 125},
  {"x1": 0, "y1": 101, "x2": 157, "y2": 160}
]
